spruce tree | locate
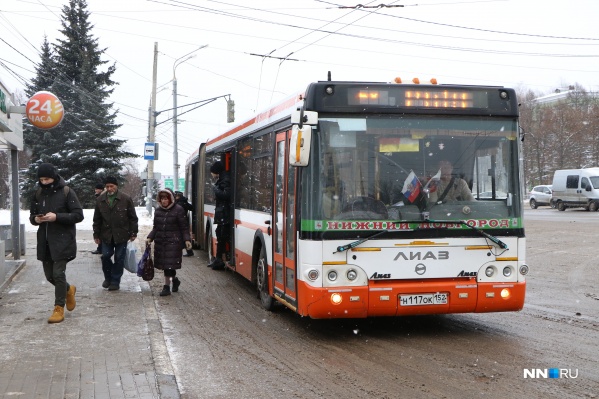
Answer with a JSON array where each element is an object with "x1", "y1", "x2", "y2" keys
[
  {"x1": 22, "y1": 36, "x2": 60, "y2": 206},
  {"x1": 22, "y1": 0, "x2": 137, "y2": 208}
]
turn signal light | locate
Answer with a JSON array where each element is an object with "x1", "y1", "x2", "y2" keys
[{"x1": 500, "y1": 288, "x2": 511, "y2": 299}]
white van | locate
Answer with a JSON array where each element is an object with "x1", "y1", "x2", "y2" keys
[{"x1": 551, "y1": 168, "x2": 599, "y2": 211}]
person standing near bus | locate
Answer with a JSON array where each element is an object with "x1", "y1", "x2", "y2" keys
[
  {"x1": 29, "y1": 163, "x2": 84, "y2": 323},
  {"x1": 146, "y1": 189, "x2": 192, "y2": 296},
  {"x1": 93, "y1": 176, "x2": 139, "y2": 291},
  {"x1": 91, "y1": 183, "x2": 105, "y2": 255},
  {"x1": 174, "y1": 191, "x2": 194, "y2": 257},
  {"x1": 207, "y1": 161, "x2": 231, "y2": 270}
]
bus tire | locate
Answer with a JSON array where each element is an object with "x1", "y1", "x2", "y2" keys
[
  {"x1": 256, "y1": 245, "x2": 274, "y2": 311},
  {"x1": 557, "y1": 201, "x2": 566, "y2": 211}
]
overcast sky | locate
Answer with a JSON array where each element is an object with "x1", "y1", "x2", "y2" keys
[{"x1": 1, "y1": 0, "x2": 597, "y2": 176}]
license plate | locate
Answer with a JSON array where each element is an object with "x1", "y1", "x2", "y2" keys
[{"x1": 399, "y1": 293, "x2": 448, "y2": 306}]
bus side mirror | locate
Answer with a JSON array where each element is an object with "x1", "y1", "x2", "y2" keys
[
  {"x1": 291, "y1": 110, "x2": 318, "y2": 125},
  {"x1": 289, "y1": 125, "x2": 312, "y2": 166}
]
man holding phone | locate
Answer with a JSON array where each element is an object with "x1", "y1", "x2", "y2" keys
[{"x1": 29, "y1": 163, "x2": 84, "y2": 323}]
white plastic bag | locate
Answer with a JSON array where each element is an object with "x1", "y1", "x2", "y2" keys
[{"x1": 124, "y1": 241, "x2": 138, "y2": 273}]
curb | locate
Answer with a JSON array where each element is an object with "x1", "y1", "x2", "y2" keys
[
  {"x1": 140, "y1": 281, "x2": 181, "y2": 398},
  {"x1": 0, "y1": 259, "x2": 26, "y2": 294}
]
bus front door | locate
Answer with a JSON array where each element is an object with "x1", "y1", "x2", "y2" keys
[{"x1": 273, "y1": 131, "x2": 297, "y2": 309}]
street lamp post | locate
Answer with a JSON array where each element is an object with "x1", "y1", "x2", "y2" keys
[{"x1": 172, "y1": 45, "x2": 208, "y2": 191}]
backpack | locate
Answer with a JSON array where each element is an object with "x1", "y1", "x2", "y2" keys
[{"x1": 36, "y1": 186, "x2": 70, "y2": 201}]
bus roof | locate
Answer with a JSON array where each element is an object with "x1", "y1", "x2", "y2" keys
[
  {"x1": 186, "y1": 80, "x2": 518, "y2": 165},
  {"x1": 205, "y1": 92, "x2": 303, "y2": 152},
  {"x1": 185, "y1": 91, "x2": 303, "y2": 166}
]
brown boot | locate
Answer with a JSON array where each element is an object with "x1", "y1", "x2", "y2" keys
[
  {"x1": 66, "y1": 285, "x2": 76, "y2": 311},
  {"x1": 48, "y1": 305, "x2": 65, "y2": 324}
]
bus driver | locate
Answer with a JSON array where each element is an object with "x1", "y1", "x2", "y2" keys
[{"x1": 427, "y1": 160, "x2": 475, "y2": 203}]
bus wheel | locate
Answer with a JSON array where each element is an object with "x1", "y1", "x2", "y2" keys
[
  {"x1": 557, "y1": 201, "x2": 566, "y2": 211},
  {"x1": 256, "y1": 246, "x2": 274, "y2": 311},
  {"x1": 589, "y1": 201, "x2": 598, "y2": 212}
]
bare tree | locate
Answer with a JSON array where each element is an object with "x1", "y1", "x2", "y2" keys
[
  {"x1": 120, "y1": 159, "x2": 143, "y2": 205},
  {"x1": 520, "y1": 89, "x2": 554, "y2": 188},
  {"x1": 520, "y1": 84, "x2": 599, "y2": 190}
]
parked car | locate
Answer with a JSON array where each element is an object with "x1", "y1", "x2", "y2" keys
[
  {"x1": 529, "y1": 185, "x2": 553, "y2": 209},
  {"x1": 551, "y1": 168, "x2": 599, "y2": 211}
]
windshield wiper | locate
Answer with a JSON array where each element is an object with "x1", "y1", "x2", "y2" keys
[
  {"x1": 455, "y1": 220, "x2": 509, "y2": 249},
  {"x1": 334, "y1": 229, "x2": 394, "y2": 254}
]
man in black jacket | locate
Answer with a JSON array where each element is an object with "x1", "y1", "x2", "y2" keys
[
  {"x1": 30, "y1": 163, "x2": 84, "y2": 323},
  {"x1": 93, "y1": 176, "x2": 139, "y2": 290},
  {"x1": 175, "y1": 191, "x2": 194, "y2": 257},
  {"x1": 207, "y1": 161, "x2": 231, "y2": 270},
  {"x1": 91, "y1": 183, "x2": 105, "y2": 254}
]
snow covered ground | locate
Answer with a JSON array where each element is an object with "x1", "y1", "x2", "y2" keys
[{"x1": 0, "y1": 207, "x2": 154, "y2": 232}]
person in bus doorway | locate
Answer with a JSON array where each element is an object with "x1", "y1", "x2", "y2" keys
[
  {"x1": 93, "y1": 176, "x2": 139, "y2": 291},
  {"x1": 29, "y1": 163, "x2": 84, "y2": 323},
  {"x1": 146, "y1": 189, "x2": 192, "y2": 296},
  {"x1": 207, "y1": 161, "x2": 231, "y2": 270},
  {"x1": 174, "y1": 191, "x2": 194, "y2": 257},
  {"x1": 427, "y1": 160, "x2": 475, "y2": 203}
]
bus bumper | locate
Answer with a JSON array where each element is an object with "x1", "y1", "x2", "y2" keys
[{"x1": 297, "y1": 280, "x2": 526, "y2": 319}]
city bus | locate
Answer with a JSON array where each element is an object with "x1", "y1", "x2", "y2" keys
[{"x1": 184, "y1": 78, "x2": 528, "y2": 319}]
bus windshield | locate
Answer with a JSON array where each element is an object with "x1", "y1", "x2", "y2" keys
[{"x1": 302, "y1": 115, "x2": 522, "y2": 228}]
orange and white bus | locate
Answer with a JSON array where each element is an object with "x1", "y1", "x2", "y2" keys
[{"x1": 184, "y1": 79, "x2": 528, "y2": 318}]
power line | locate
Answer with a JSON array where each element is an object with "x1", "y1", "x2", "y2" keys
[{"x1": 315, "y1": 0, "x2": 599, "y2": 41}]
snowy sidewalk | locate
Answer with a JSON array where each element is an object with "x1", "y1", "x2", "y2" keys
[{"x1": 0, "y1": 219, "x2": 178, "y2": 398}]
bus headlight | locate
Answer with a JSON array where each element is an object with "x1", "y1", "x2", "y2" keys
[
  {"x1": 485, "y1": 266, "x2": 495, "y2": 277},
  {"x1": 519, "y1": 264, "x2": 529, "y2": 275},
  {"x1": 347, "y1": 269, "x2": 358, "y2": 281},
  {"x1": 328, "y1": 270, "x2": 338, "y2": 282},
  {"x1": 502, "y1": 266, "x2": 512, "y2": 278},
  {"x1": 307, "y1": 269, "x2": 319, "y2": 281}
]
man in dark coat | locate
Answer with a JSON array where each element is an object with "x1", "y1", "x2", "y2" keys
[
  {"x1": 91, "y1": 183, "x2": 105, "y2": 255},
  {"x1": 174, "y1": 191, "x2": 194, "y2": 257},
  {"x1": 146, "y1": 189, "x2": 192, "y2": 296},
  {"x1": 93, "y1": 176, "x2": 139, "y2": 291},
  {"x1": 207, "y1": 161, "x2": 231, "y2": 270},
  {"x1": 29, "y1": 163, "x2": 84, "y2": 323}
]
